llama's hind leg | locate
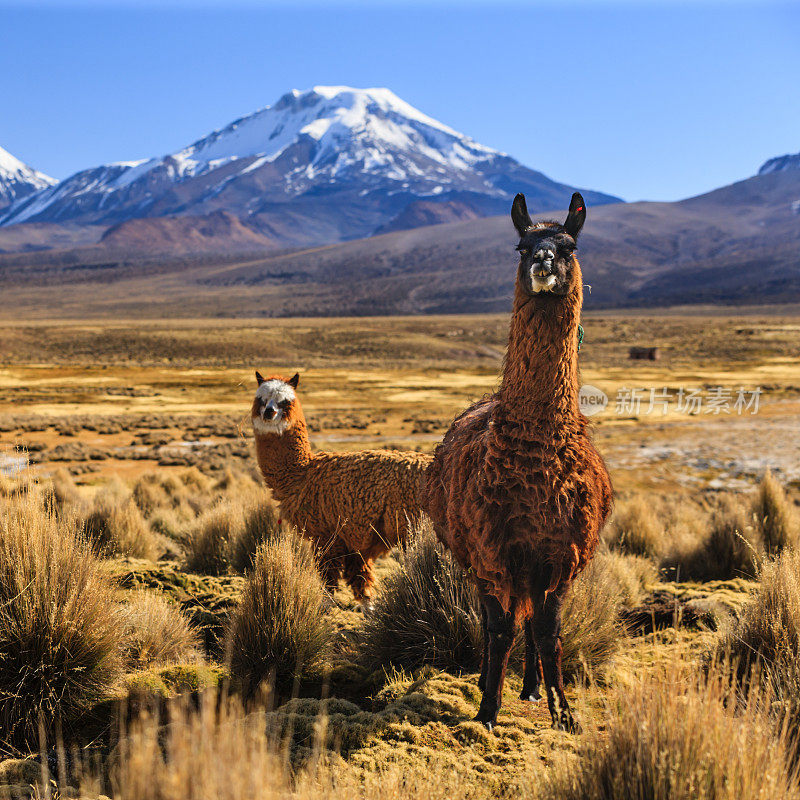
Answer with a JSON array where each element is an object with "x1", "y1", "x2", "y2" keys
[
  {"x1": 474, "y1": 593, "x2": 517, "y2": 731},
  {"x1": 477, "y1": 602, "x2": 489, "y2": 693},
  {"x1": 343, "y1": 551, "x2": 374, "y2": 608},
  {"x1": 317, "y1": 536, "x2": 346, "y2": 598},
  {"x1": 519, "y1": 618, "x2": 542, "y2": 702},
  {"x1": 532, "y1": 588, "x2": 577, "y2": 732}
]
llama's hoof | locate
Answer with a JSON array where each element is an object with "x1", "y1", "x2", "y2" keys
[
  {"x1": 519, "y1": 688, "x2": 542, "y2": 702},
  {"x1": 552, "y1": 713, "x2": 581, "y2": 734},
  {"x1": 473, "y1": 709, "x2": 498, "y2": 731}
]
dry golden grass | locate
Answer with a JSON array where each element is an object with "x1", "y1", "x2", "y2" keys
[
  {"x1": 116, "y1": 591, "x2": 202, "y2": 669},
  {"x1": 226, "y1": 530, "x2": 332, "y2": 696},
  {"x1": 359, "y1": 523, "x2": 633, "y2": 682},
  {"x1": 358, "y1": 521, "x2": 483, "y2": 673},
  {"x1": 184, "y1": 501, "x2": 243, "y2": 575},
  {"x1": 0, "y1": 487, "x2": 122, "y2": 749},
  {"x1": 538, "y1": 663, "x2": 800, "y2": 800},
  {"x1": 754, "y1": 471, "x2": 798, "y2": 554},
  {"x1": 44, "y1": 467, "x2": 86, "y2": 513},
  {"x1": 79, "y1": 691, "x2": 502, "y2": 800},
  {"x1": 663, "y1": 495, "x2": 761, "y2": 582},
  {"x1": 83, "y1": 479, "x2": 161, "y2": 560},
  {"x1": 714, "y1": 549, "x2": 800, "y2": 695},
  {"x1": 2, "y1": 313, "x2": 800, "y2": 792},
  {"x1": 604, "y1": 495, "x2": 665, "y2": 559},
  {"x1": 596, "y1": 549, "x2": 658, "y2": 606},
  {"x1": 557, "y1": 553, "x2": 628, "y2": 682},
  {"x1": 230, "y1": 496, "x2": 284, "y2": 573}
]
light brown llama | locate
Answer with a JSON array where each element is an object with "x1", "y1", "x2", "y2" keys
[
  {"x1": 422, "y1": 193, "x2": 613, "y2": 731},
  {"x1": 251, "y1": 372, "x2": 430, "y2": 604}
]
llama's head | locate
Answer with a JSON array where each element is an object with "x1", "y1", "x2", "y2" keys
[
  {"x1": 511, "y1": 192, "x2": 586, "y2": 297},
  {"x1": 251, "y1": 372, "x2": 301, "y2": 435}
]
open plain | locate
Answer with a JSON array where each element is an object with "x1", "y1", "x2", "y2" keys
[
  {"x1": 2, "y1": 311, "x2": 799, "y2": 490},
  {"x1": 1, "y1": 310, "x2": 800, "y2": 798}
]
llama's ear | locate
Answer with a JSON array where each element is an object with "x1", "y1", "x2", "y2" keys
[
  {"x1": 511, "y1": 193, "x2": 532, "y2": 237},
  {"x1": 255, "y1": 371, "x2": 265, "y2": 386},
  {"x1": 564, "y1": 193, "x2": 586, "y2": 240},
  {"x1": 288, "y1": 372, "x2": 300, "y2": 389}
]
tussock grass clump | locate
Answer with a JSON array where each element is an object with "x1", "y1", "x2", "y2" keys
[
  {"x1": 703, "y1": 499, "x2": 761, "y2": 577},
  {"x1": 0, "y1": 473, "x2": 18, "y2": 497},
  {"x1": 82, "y1": 694, "x2": 288, "y2": 800},
  {"x1": 83, "y1": 480, "x2": 160, "y2": 560},
  {"x1": 558, "y1": 550, "x2": 629, "y2": 681},
  {"x1": 212, "y1": 468, "x2": 260, "y2": 498},
  {"x1": 132, "y1": 468, "x2": 212, "y2": 520},
  {"x1": 597, "y1": 548, "x2": 657, "y2": 607},
  {"x1": 85, "y1": 692, "x2": 478, "y2": 800},
  {"x1": 44, "y1": 467, "x2": 86, "y2": 514},
  {"x1": 753, "y1": 471, "x2": 798, "y2": 554},
  {"x1": 540, "y1": 664, "x2": 800, "y2": 800},
  {"x1": 117, "y1": 591, "x2": 202, "y2": 668},
  {"x1": 0, "y1": 489, "x2": 123, "y2": 749},
  {"x1": 230, "y1": 496, "x2": 283, "y2": 573},
  {"x1": 711, "y1": 548, "x2": 800, "y2": 766},
  {"x1": 360, "y1": 524, "x2": 625, "y2": 681},
  {"x1": 226, "y1": 530, "x2": 332, "y2": 696},
  {"x1": 713, "y1": 548, "x2": 800, "y2": 691},
  {"x1": 604, "y1": 495, "x2": 665, "y2": 559},
  {"x1": 663, "y1": 496, "x2": 760, "y2": 581},
  {"x1": 180, "y1": 466, "x2": 214, "y2": 495},
  {"x1": 358, "y1": 521, "x2": 482, "y2": 672},
  {"x1": 148, "y1": 507, "x2": 185, "y2": 540},
  {"x1": 131, "y1": 475, "x2": 172, "y2": 518},
  {"x1": 184, "y1": 502, "x2": 243, "y2": 575}
]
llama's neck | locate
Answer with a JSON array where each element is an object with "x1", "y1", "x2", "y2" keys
[
  {"x1": 253, "y1": 418, "x2": 313, "y2": 500},
  {"x1": 500, "y1": 275, "x2": 583, "y2": 425}
]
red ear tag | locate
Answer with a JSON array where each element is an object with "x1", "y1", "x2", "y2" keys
[{"x1": 576, "y1": 206, "x2": 584, "y2": 213}]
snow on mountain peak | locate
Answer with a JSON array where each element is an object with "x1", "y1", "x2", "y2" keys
[
  {"x1": 0, "y1": 85, "x2": 621, "y2": 236},
  {"x1": 1, "y1": 85, "x2": 513, "y2": 226},
  {"x1": 168, "y1": 84, "x2": 501, "y2": 189},
  {"x1": 0, "y1": 145, "x2": 56, "y2": 206}
]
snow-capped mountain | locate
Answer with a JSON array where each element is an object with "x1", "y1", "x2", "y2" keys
[
  {"x1": 0, "y1": 87, "x2": 620, "y2": 246},
  {"x1": 759, "y1": 152, "x2": 800, "y2": 175},
  {"x1": 0, "y1": 146, "x2": 56, "y2": 210}
]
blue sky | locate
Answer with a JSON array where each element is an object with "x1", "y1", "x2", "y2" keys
[{"x1": 1, "y1": 0, "x2": 797, "y2": 202}]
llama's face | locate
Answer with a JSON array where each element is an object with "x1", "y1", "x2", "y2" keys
[
  {"x1": 252, "y1": 372, "x2": 300, "y2": 436},
  {"x1": 511, "y1": 192, "x2": 586, "y2": 297}
]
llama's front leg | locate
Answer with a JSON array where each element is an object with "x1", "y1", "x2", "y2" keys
[
  {"x1": 474, "y1": 594, "x2": 517, "y2": 731},
  {"x1": 532, "y1": 588, "x2": 577, "y2": 732},
  {"x1": 519, "y1": 617, "x2": 542, "y2": 702}
]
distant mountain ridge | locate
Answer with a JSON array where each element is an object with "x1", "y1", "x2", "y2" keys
[
  {"x1": 0, "y1": 163, "x2": 797, "y2": 316},
  {"x1": 0, "y1": 146, "x2": 56, "y2": 210},
  {"x1": 0, "y1": 86, "x2": 620, "y2": 247}
]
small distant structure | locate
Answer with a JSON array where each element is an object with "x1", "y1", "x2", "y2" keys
[{"x1": 629, "y1": 346, "x2": 660, "y2": 361}]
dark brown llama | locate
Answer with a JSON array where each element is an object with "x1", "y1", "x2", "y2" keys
[{"x1": 422, "y1": 192, "x2": 613, "y2": 732}]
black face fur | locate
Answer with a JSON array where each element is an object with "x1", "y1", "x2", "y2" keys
[{"x1": 511, "y1": 193, "x2": 586, "y2": 297}]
